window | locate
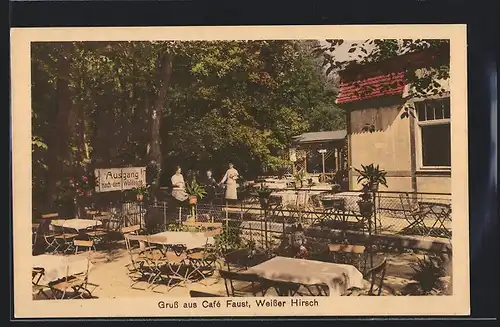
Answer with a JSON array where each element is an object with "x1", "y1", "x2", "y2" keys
[{"x1": 415, "y1": 98, "x2": 451, "y2": 169}]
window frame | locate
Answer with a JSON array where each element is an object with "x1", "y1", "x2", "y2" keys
[{"x1": 414, "y1": 98, "x2": 452, "y2": 172}]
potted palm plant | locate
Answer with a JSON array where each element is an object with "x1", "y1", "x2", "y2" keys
[
  {"x1": 133, "y1": 185, "x2": 150, "y2": 202},
  {"x1": 353, "y1": 164, "x2": 388, "y2": 192},
  {"x1": 185, "y1": 179, "x2": 207, "y2": 222},
  {"x1": 255, "y1": 184, "x2": 273, "y2": 209},
  {"x1": 185, "y1": 179, "x2": 207, "y2": 205}
]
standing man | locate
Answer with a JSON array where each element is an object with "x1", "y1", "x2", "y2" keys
[{"x1": 219, "y1": 162, "x2": 239, "y2": 205}]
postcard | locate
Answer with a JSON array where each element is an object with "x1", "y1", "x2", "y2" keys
[{"x1": 11, "y1": 24, "x2": 469, "y2": 318}]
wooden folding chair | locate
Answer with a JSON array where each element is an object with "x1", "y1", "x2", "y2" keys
[
  {"x1": 74, "y1": 239, "x2": 95, "y2": 254},
  {"x1": 329, "y1": 243, "x2": 367, "y2": 272},
  {"x1": 189, "y1": 290, "x2": 223, "y2": 297},
  {"x1": 32, "y1": 267, "x2": 45, "y2": 285},
  {"x1": 298, "y1": 283, "x2": 330, "y2": 296},
  {"x1": 223, "y1": 248, "x2": 253, "y2": 272},
  {"x1": 154, "y1": 251, "x2": 191, "y2": 291},
  {"x1": 32, "y1": 268, "x2": 50, "y2": 300},
  {"x1": 123, "y1": 234, "x2": 157, "y2": 289},
  {"x1": 186, "y1": 240, "x2": 219, "y2": 286},
  {"x1": 52, "y1": 225, "x2": 79, "y2": 254},
  {"x1": 32, "y1": 223, "x2": 40, "y2": 254},
  {"x1": 85, "y1": 209, "x2": 100, "y2": 219},
  {"x1": 37, "y1": 213, "x2": 60, "y2": 253},
  {"x1": 365, "y1": 257, "x2": 388, "y2": 295},
  {"x1": 346, "y1": 257, "x2": 388, "y2": 296},
  {"x1": 121, "y1": 225, "x2": 157, "y2": 255},
  {"x1": 218, "y1": 269, "x2": 267, "y2": 297},
  {"x1": 425, "y1": 203, "x2": 452, "y2": 238},
  {"x1": 121, "y1": 224, "x2": 142, "y2": 235},
  {"x1": 399, "y1": 193, "x2": 430, "y2": 236},
  {"x1": 48, "y1": 250, "x2": 99, "y2": 299},
  {"x1": 86, "y1": 219, "x2": 108, "y2": 247}
]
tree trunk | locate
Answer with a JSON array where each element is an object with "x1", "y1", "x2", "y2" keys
[
  {"x1": 44, "y1": 43, "x2": 73, "y2": 212},
  {"x1": 148, "y1": 49, "x2": 173, "y2": 201}
]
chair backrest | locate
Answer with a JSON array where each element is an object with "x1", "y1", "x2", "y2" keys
[
  {"x1": 85, "y1": 209, "x2": 100, "y2": 218},
  {"x1": 123, "y1": 234, "x2": 134, "y2": 253},
  {"x1": 329, "y1": 243, "x2": 366, "y2": 254},
  {"x1": 365, "y1": 257, "x2": 387, "y2": 296},
  {"x1": 218, "y1": 269, "x2": 260, "y2": 296},
  {"x1": 189, "y1": 290, "x2": 222, "y2": 297},
  {"x1": 39, "y1": 213, "x2": 58, "y2": 233},
  {"x1": 74, "y1": 239, "x2": 94, "y2": 248},
  {"x1": 399, "y1": 193, "x2": 421, "y2": 213},
  {"x1": 41, "y1": 213, "x2": 59, "y2": 219},
  {"x1": 32, "y1": 267, "x2": 45, "y2": 285},
  {"x1": 121, "y1": 225, "x2": 141, "y2": 235},
  {"x1": 224, "y1": 248, "x2": 250, "y2": 268}
]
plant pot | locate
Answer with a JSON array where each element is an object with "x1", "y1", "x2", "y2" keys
[
  {"x1": 357, "y1": 200, "x2": 373, "y2": 217},
  {"x1": 188, "y1": 195, "x2": 198, "y2": 205},
  {"x1": 259, "y1": 197, "x2": 270, "y2": 209},
  {"x1": 136, "y1": 194, "x2": 144, "y2": 201},
  {"x1": 331, "y1": 184, "x2": 342, "y2": 193}
]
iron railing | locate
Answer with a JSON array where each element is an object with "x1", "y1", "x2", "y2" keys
[{"x1": 144, "y1": 190, "x2": 452, "y2": 252}]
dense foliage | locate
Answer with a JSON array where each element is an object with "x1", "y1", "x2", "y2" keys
[{"x1": 31, "y1": 40, "x2": 345, "y2": 214}]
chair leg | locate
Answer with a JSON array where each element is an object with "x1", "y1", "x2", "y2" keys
[{"x1": 39, "y1": 288, "x2": 50, "y2": 299}]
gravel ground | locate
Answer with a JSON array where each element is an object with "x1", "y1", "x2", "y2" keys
[{"x1": 34, "y1": 242, "x2": 451, "y2": 299}]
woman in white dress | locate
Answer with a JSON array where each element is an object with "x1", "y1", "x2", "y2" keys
[
  {"x1": 219, "y1": 163, "x2": 239, "y2": 202},
  {"x1": 171, "y1": 166, "x2": 188, "y2": 202}
]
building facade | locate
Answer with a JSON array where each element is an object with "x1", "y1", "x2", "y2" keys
[{"x1": 336, "y1": 47, "x2": 451, "y2": 194}]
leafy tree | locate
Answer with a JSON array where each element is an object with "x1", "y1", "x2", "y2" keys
[{"x1": 31, "y1": 40, "x2": 345, "y2": 215}]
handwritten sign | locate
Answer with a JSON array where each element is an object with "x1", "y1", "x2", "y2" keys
[{"x1": 94, "y1": 167, "x2": 146, "y2": 193}]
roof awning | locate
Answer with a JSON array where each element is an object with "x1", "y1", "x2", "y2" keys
[{"x1": 292, "y1": 130, "x2": 347, "y2": 144}]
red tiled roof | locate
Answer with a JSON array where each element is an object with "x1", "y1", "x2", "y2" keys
[{"x1": 336, "y1": 72, "x2": 406, "y2": 104}]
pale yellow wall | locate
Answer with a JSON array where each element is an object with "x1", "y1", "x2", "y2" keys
[
  {"x1": 348, "y1": 102, "x2": 452, "y2": 194},
  {"x1": 349, "y1": 105, "x2": 412, "y2": 192},
  {"x1": 349, "y1": 176, "x2": 413, "y2": 192},
  {"x1": 416, "y1": 175, "x2": 451, "y2": 194}
]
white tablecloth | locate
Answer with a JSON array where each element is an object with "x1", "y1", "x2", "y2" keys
[
  {"x1": 246, "y1": 256, "x2": 364, "y2": 296},
  {"x1": 51, "y1": 219, "x2": 102, "y2": 231},
  {"x1": 240, "y1": 221, "x2": 294, "y2": 233},
  {"x1": 128, "y1": 231, "x2": 214, "y2": 250},
  {"x1": 32, "y1": 254, "x2": 92, "y2": 283},
  {"x1": 271, "y1": 191, "x2": 297, "y2": 207},
  {"x1": 261, "y1": 180, "x2": 289, "y2": 189},
  {"x1": 323, "y1": 192, "x2": 362, "y2": 213}
]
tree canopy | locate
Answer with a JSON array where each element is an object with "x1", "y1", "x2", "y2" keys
[{"x1": 31, "y1": 40, "x2": 345, "y2": 213}]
